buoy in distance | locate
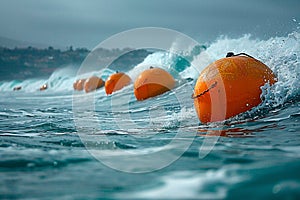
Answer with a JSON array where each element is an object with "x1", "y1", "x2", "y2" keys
[
  {"x1": 13, "y1": 86, "x2": 22, "y2": 91},
  {"x1": 73, "y1": 79, "x2": 86, "y2": 91},
  {"x1": 84, "y1": 76, "x2": 104, "y2": 93},
  {"x1": 105, "y1": 72, "x2": 131, "y2": 95},
  {"x1": 193, "y1": 52, "x2": 277, "y2": 123},
  {"x1": 134, "y1": 67, "x2": 175, "y2": 101},
  {"x1": 40, "y1": 84, "x2": 48, "y2": 91}
]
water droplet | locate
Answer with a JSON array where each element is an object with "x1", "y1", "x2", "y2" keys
[{"x1": 246, "y1": 103, "x2": 249, "y2": 107}]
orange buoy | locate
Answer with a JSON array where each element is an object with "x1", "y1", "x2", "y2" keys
[
  {"x1": 73, "y1": 81, "x2": 77, "y2": 90},
  {"x1": 193, "y1": 52, "x2": 277, "y2": 123},
  {"x1": 40, "y1": 84, "x2": 48, "y2": 91},
  {"x1": 134, "y1": 67, "x2": 176, "y2": 101},
  {"x1": 84, "y1": 76, "x2": 104, "y2": 93},
  {"x1": 105, "y1": 72, "x2": 131, "y2": 95},
  {"x1": 73, "y1": 79, "x2": 86, "y2": 91}
]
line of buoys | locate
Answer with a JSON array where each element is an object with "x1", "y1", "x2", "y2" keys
[
  {"x1": 192, "y1": 52, "x2": 277, "y2": 123},
  {"x1": 134, "y1": 67, "x2": 175, "y2": 101},
  {"x1": 72, "y1": 67, "x2": 175, "y2": 100},
  {"x1": 70, "y1": 52, "x2": 276, "y2": 124},
  {"x1": 84, "y1": 76, "x2": 105, "y2": 93},
  {"x1": 105, "y1": 72, "x2": 131, "y2": 95}
]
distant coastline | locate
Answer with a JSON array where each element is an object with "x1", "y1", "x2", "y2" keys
[{"x1": 0, "y1": 46, "x2": 151, "y2": 81}]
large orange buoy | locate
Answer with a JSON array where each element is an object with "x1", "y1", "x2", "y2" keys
[
  {"x1": 193, "y1": 52, "x2": 277, "y2": 123},
  {"x1": 105, "y1": 72, "x2": 131, "y2": 95},
  {"x1": 73, "y1": 79, "x2": 86, "y2": 91},
  {"x1": 84, "y1": 76, "x2": 104, "y2": 93},
  {"x1": 134, "y1": 67, "x2": 176, "y2": 101}
]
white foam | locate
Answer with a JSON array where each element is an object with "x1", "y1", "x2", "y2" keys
[{"x1": 118, "y1": 166, "x2": 245, "y2": 199}]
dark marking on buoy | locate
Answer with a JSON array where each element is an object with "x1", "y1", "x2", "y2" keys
[
  {"x1": 192, "y1": 81, "x2": 217, "y2": 99},
  {"x1": 226, "y1": 52, "x2": 255, "y2": 59}
]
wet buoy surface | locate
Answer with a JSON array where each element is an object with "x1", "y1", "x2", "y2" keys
[
  {"x1": 193, "y1": 53, "x2": 277, "y2": 123},
  {"x1": 84, "y1": 76, "x2": 104, "y2": 93},
  {"x1": 73, "y1": 79, "x2": 86, "y2": 91},
  {"x1": 134, "y1": 67, "x2": 175, "y2": 101},
  {"x1": 105, "y1": 72, "x2": 131, "y2": 95}
]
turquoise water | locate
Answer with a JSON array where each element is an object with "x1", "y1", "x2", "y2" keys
[{"x1": 1, "y1": 32, "x2": 300, "y2": 199}]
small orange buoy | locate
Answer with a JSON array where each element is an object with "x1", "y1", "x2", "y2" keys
[
  {"x1": 73, "y1": 79, "x2": 86, "y2": 91},
  {"x1": 105, "y1": 72, "x2": 131, "y2": 95},
  {"x1": 134, "y1": 67, "x2": 175, "y2": 101},
  {"x1": 84, "y1": 76, "x2": 104, "y2": 93},
  {"x1": 193, "y1": 52, "x2": 277, "y2": 123},
  {"x1": 40, "y1": 84, "x2": 48, "y2": 91}
]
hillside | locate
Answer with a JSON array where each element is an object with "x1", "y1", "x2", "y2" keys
[{"x1": 0, "y1": 46, "x2": 151, "y2": 80}]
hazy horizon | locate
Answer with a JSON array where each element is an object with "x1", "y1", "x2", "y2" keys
[{"x1": 0, "y1": 0, "x2": 299, "y2": 49}]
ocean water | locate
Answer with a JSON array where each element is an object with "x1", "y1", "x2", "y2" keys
[{"x1": 1, "y1": 31, "x2": 300, "y2": 199}]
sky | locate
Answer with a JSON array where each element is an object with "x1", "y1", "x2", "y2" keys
[{"x1": 0, "y1": 0, "x2": 299, "y2": 49}]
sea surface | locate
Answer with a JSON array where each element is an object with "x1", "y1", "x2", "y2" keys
[{"x1": 1, "y1": 32, "x2": 300, "y2": 199}]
